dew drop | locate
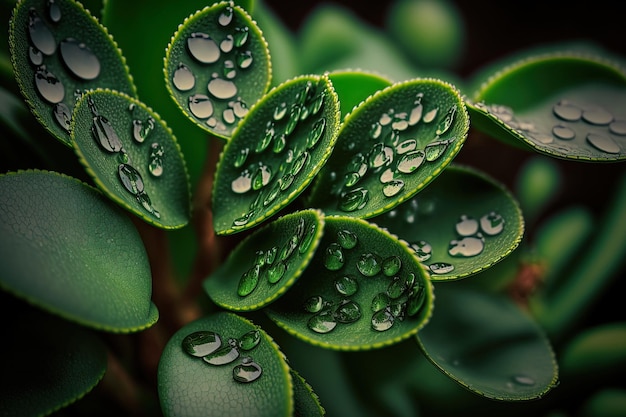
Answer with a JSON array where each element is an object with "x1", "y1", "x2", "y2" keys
[
  {"x1": 203, "y1": 340, "x2": 240, "y2": 365},
  {"x1": 218, "y1": 6, "x2": 234, "y2": 26},
  {"x1": 92, "y1": 114, "x2": 123, "y2": 153},
  {"x1": 233, "y1": 210, "x2": 255, "y2": 228},
  {"x1": 273, "y1": 102, "x2": 288, "y2": 120},
  {"x1": 234, "y1": 26, "x2": 249, "y2": 47},
  {"x1": 34, "y1": 67, "x2": 64, "y2": 104},
  {"x1": 237, "y1": 264, "x2": 260, "y2": 297},
  {"x1": 371, "y1": 292, "x2": 390, "y2": 313},
  {"x1": 47, "y1": 0, "x2": 61, "y2": 22},
  {"x1": 220, "y1": 34, "x2": 234, "y2": 53},
  {"x1": 455, "y1": 215, "x2": 479, "y2": 236},
  {"x1": 382, "y1": 180, "x2": 405, "y2": 197},
  {"x1": 371, "y1": 309, "x2": 395, "y2": 331},
  {"x1": 285, "y1": 105, "x2": 301, "y2": 136},
  {"x1": 149, "y1": 143, "x2": 164, "y2": 177},
  {"x1": 251, "y1": 164, "x2": 272, "y2": 190},
  {"x1": 28, "y1": 9, "x2": 56, "y2": 55},
  {"x1": 53, "y1": 102, "x2": 71, "y2": 132},
  {"x1": 133, "y1": 117, "x2": 155, "y2": 143},
  {"x1": 304, "y1": 295, "x2": 324, "y2": 313},
  {"x1": 231, "y1": 169, "x2": 252, "y2": 194},
  {"x1": 59, "y1": 38, "x2": 100, "y2": 80},
  {"x1": 238, "y1": 330, "x2": 261, "y2": 351},
  {"x1": 265, "y1": 246, "x2": 278, "y2": 264},
  {"x1": 118, "y1": 164, "x2": 145, "y2": 195},
  {"x1": 449, "y1": 236, "x2": 484, "y2": 257},
  {"x1": 233, "y1": 148, "x2": 249, "y2": 169},
  {"x1": 182, "y1": 331, "x2": 222, "y2": 357},
  {"x1": 396, "y1": 139, "x2": 417, "y2": 155},
  {"x1": 370, "y1": 122, "x2": 382, "y2": 139},
  {"x1": 339, "y1": 187, "x2": 369, "y2": 212},
  {"x1": 368, "y1": 143, "x2": 394, "y2": 169},
  {"x1": 233, "y1": 358, "x2": 263, "y2": 383},
  {"x1": 273, "y1": 134, "x2": 287, "y2": 153},
  {"x1": 290, "y1": 151, "x2": 310, "y2": 176},
  {"x1": 553, "y1": 101, "x2": 582, "y2": 121},
  {"x1": 347, "y1": 153, "x2": 368, "y2": 177},
  {"x1": 511, "y1": 374, "x2": 536, "y2": 387},
  {"x1": 299, "y1": 223, "x2": 317, "y2": 254},
  {"x1": 379, "y1": 168, "x2": 394, "y2": 183},
  {"x1": 406, "y1": 284, "x2": 425, "y2": 317},
  {"x1": 334, "y1": 300, "x2": 362, "y2": 323},
  {"x1": 480, "y1": 212, "x2": 505, "y2": 235},
  {"x1": 172, "y1": 63, "x2": 195, "y2": 91},
  {"x1": 435, "y1": 106, "x2": 457, "y2": 136},
  {"x1": 187, "y1": 32, "x2": 220, "y2": 64},
  {"x1": 409, "y1": 94, "x2": 424, "y2": 126},
  {"x1": 29, "y1": 46, "x2": 43, "y2": 66},
  {"x1": 223, "y1": 108, "x2": 236, "y2": 124},
  {"x1": 552, "y1": 124, "x2": 575, "y2": 140},
  {"x1": 208, "y1": 78, "x2": 237, "y2": 99},
  {"x1": 586, "y1": 133, "x2": 620, "y2": 154},
  {"x1": 137, "y1": 191, "x2": 160, "y2": 218},
  {"x1": 324, "y1": 243, "x2": 345, "y2": 271},
  {"x1": 308, "y1": 310, "x2": 337, "y2": 333},
  {"x1": 343, "y1": 172, "x2": 360, "y2": 188},
  {"x1": 279, "y1": 173, "x2": 294, "y2": 191},
  {"x1": 266, "y1": 260, "x2": 287, "y2": 284},
  {"x1": 356, "y1": 253, "x2": 382, "y2": 277},
  {"x1": 397, "y1": 150, "x2": 425, "y2": 174},
  {"x1": 334, "y1": 274, "x2": 358, "y2": 296},
  {"x1": 237, "y1": 50, "x2": 253, "y2": 69},
  {"x1": 387, "y1": 276, "x2": 408, "y2": 299},
  {"x1": 337, "y1": 229, "x2": 358, "y2": 249},
  {"x1": 609, "y1": 120, "x2": 626, "y2": 135},
  {"x1": 429, "y1": 262, "x2": 454, "y2": 275},
  {"x1": 382, "y1": 256, "x2": 402, "y2": 277},
  {"x1": 410, "y1": 241, "x2": 432, "y2": 262},
  {"x1": 188, "y1": 94, "x2": 214, "y2": 119},
  {"x1": 307, "y1": 118, "x2": 326, "y2": 149},
  {"x1": 582, "y1": 106, "x2": 613, "y2": 125},
  {"x1": 423, "y1": 108, "x2": 438, "y2": 123},
  {"x1": 379, "y1": 112, "x2": 392, "y2": 126},
  {"x1": 424, "y1": 139, "x2": 450, "y2": 161}
]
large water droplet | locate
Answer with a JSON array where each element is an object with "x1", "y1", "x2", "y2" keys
[
  {"x1": 299, "y1": 223, "x2": 317, "y2": 254},
  {"x1": 347, "y1": 153, "x2": 368, "y2": 177},
  {"x1": 480, "y1": 212, "x2": 505, "y2": 235},
  {"x1": 339, "y1": 187, "x2": 369, "y2": 212},
  {"x1": 397, "y1": 150, "x2": 425, "y2": 174},
  {"x1": 610, "y1": 120, "x2": 626, "y2": 135},
  {"x1": 582, "y1": 106, "x2": 613, "y2": 125},
  {"x1": 423, "y1": 108, "x2": 438, "y2": 123},
  {"x1": 137, "y1": 191, "x2": 160, "y2": 219},
  {"x1": 187, "y1": 32, "x2": 220, "y2": 63},
  {"x1": 449, "y1": 236, "x2": 484, "y2": 257},
  {"x1": 28, "y1": 9, "x2": 56, "y2": 55},
  {"x1": 188, "y1": 94, "x2": 214, "y2": 119},
  {"x1": 406, "y1": 284, "x2": 425, "y2": 317},
  {"x1": 34, "y1": 67, "x2": 64, "y2": 104},
  {"x1": 47, "y1": 0, "x2": 61, "y2": 22},
  {"x1": 234, "y1": 148, "x2": 249, "y2": 168},
  {"x1": 149, "y1": 143, "x2": 164, "y2": 177},
  {"x1": 455, "y1": 215, "x2": 479, "y2": 236},
  {"x1": 324, "y1": 243, "x2": 344, "y2": 270},
  {"x1": 304, "y1": 295, "x2": 324, "y2": 313},
  {"x1": 370, "y1": 122, "x2": 382, "y2": 139},
  {"x1": 429, "y1": 262, "x2": 454, "y2": 275},
  {"x1": 118, "y1": 164, "x2": 145, "y2": 195},
  {"x1": 387, "y1": 276, "x2": 408, "y2": 299},
  {"x1": 334, "y1": 274, "x2": 358, "y2": 296},
  {"x1": 237, "y1": 264, "x2": 260, "y2": 297},
  {"x1": 435, "y1": 106, "x2": 457, "y2": 136},
  {"x1": 133, "y1": 117, "x2": 155, "y2": 143},
  {"x1": 172, "y1": 63, "x2": 195, "y2": 91},
  {"x1": 231, "y1": 169, "x2": 252, "y2": 193},
  {"x1": 356, "y1": 253, "x2": 382, "y2": 277},
  {"x1": 337, "y1": 229, "x2": 358, "y2": 249},
  {"x1": 371, "y1": 309, "x2": 395, "y2": 331},
  {"x1": 59, "y1": 38, "x2": 100, "y2": 80},
  {"x1": 92, "y1": 114, "x2": 122, "y2": 152},
  {"x1": 553, "y1": 101, "x2": 582, "y2": 121},
  {"x1": 334, "y1": 300, "x2": 362, "y2": 323},
  {"x1": 382, "y1": 180, "x2": 405, "y2": 197},
  {"x1": 208, "y1": 78, "x2": 237, "y2": 99},
  {"x1": 586, "y1": 133, "x2": 620, "y2": 154},
  {"x1": 308, "y1": 310, "x2": 337, "y2": 333},
  {"x1": 396, "y1": 139, "x2": 417, "y2": 155},
  {"x1": 424, "y1": 139, "x2": 451, "y2": 161},
  {"x1": 238, "y1": 330, "x2": 261, "y2": 351},
  {"x1": 182, "y1": 331, "x2": 222, "y2": 357},
  {"x1": 307, "y1": 118, "x2": 326, "y2": 149},
  {"x1": 382, "y1": 256, "x2": 402, "y2": 277},
  {"x1": 265, "y1": 260, "x2": 287, "y2": 284},
  {"x1": 203, "y1": 339, "x2": 240, "y2": 365},
  {"x1": 53, "y1": 102, "x2": 71, "y2": 132},
  {"x1": 290, "y1": 151, "x2": 310, "y2": 177},
  {"x1": 233, "y1": 357, "x2": 263, "y2": 383}
]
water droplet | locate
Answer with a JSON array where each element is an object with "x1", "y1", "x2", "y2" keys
[
  {"x1": 371, "y1": 309, "x2": 395, "y2": 331},
  {"x1": 553, "y1": 101, "x2": 582, "y2": 121},
  {"x1": 238, "y1": 330, "x2": 261, "y2": 351},
  {"x1": 308, "y1": 310, "x2": 337, "y2": 333},
  {"x1": 371, "y1": 292, "x2": 390, "y2": 313},
  {"x1": 307, "y1": 118, "x2": 326, "y2": 149},
  {"x1": 289, "y1": 151, "x2": 310, "y2": 176},
  {"x1": 396, "y1": 139, "x2": 417, "y2": 155},
  {"x1": 455, "y1": 215, "x2": 479, "y2": 236},
  {"x1": 28, "y1": 9, "x2": 56, "y2": 55},
  {"x1": 172, "y1": 63, "x2": 195, "y2": 91},
  {"x1": 387, "y1": 276, "x2": 408, "y2": 299},
  {"x1": 208, "y1": 78, "x2": 237, "y2": 99},
  {"x1": 237, "y1": 50, "x2": 253, "y2": 69},
  {"x1": 435, "y1": 106, "x2": 457, "y2": 136},
  {"x1": 406, "y1": 284, "x2": 425, "y2": 317},
  {"x1": 182, "y1": 330, "x2": 222, "y2": 357},
  {"x1": 234, "y1": 148, "x2": 249, "y2": 168},
  {"x1": 299, "y1": 223, "x2": 317, "y2": 254},
  {"x1": 273, "y1": 103, "x2": 287, "y2": 121},
  {"x1": 265, "y1": 260, "x2": 287, "y2": 284},
  {"x1": 343, "y1": 172, "x2": 360, "y2": 188},
  {"x1": 347, "y1": 153, "x2": 368, "y2": 177},
  {"x1": 382, "y1": 256, "x2": 402, "y2": 277},
  {"x1": 34, "y1": 67, "x2": 64, "y2": 104},
  {"x1": 582, "y1": 106, "x2": 613, "y2": 125},
  {"x1": 409, "y1": 98, "x2": 424, "y2": 127},
  {"x1": 423, "y1": 108, "x2": 438, "y2": 123},
  {"x1": 382, "y1": 180, "x2": 404, "y2": 197},
  {"x1": 425, "y1": 139, "x2": 451, "y2": 162},
  {"x1": 379, "y1": 168, "x2": 394, "y2": 184},
  {"x1": 234, "y1": 26, "x2": 249, "y2": 47},
  {"x1": 334, "y1": 274, "x2": 358, "y2": 296},
  {"x1": 29, "y1": 46, "x2": 43, "y2": 66},
  {"x1": 392, "y1": 116, "x2": 409, "y2": 131},
  {"x1": 237, "y1": 264, "x2": 260, "y2": 296},
  {"x1": 118, "y1": 164, "x2": 145, "y2": 195},
  {"x1": 429, "y1": 262, "x2": 454, "y2": 275},
  {"x1": 310, "y1": 92, "x2": 325, "y2": 115},
  {"x1": 187, "y1": 32, "x2": 220, "y2": 63},
  {"x1": 334, "y1": 300, "x2": 361, "y2": 323},
  {"x1": 337, "y1": 229, "x2": 358, "y2": 249},
  {"x1": 511, "y1": 374, "x2": 536, "y2": 386},
  {"x1": 231, "y1": 169, "x2": 252, "y2": 193},
  {"x1": 279, "y1": 173, "x2": 294, "y2": 191},
  {"x1": 222, "y1": 108, "x2": 236, "y2": 124},
  {"x1": 251, "y1": 164, "x2": 272, "y2": 190},
  {"x1": 47, "y1": 0, "x2": 61, "y2": 22},
  {"x1": 609, "y1": 120, "x2": 626, "y2": 135},
  {"x1": 137, "y1": 191, "x2": 160, "y2": 218},
  {"x1": 233, "y1": 357, "x2": 263, "y2": 383},
  {"x1": 397, "y1": 150, "x2": 425, "y2": 174},
  {"x1": 133, "y1": 117, "x2": 155, "y2": 143},
  {"x1": 59, "y1": 38, "x2": 100, "y2": 80},
  {"x1": 384, "y1": 129, "x2": 401, "y2": 147},
  {"x1": 92, "y1": 114, "x2": 123, "y2": 153},
  {"x1": 368, "y1": 143, "x2": 394, "y2": 169},
  {"x1": 203, "y1": 339, "x2": 240, "y2": 365},
  {"x1": 552, "y1": 124, "x2": 575, "y2": 140},
  {"x1": 449, "y1": 236, "x2": 484, "y2": 257},
  {"x1": 304, "y1": 295, "x2": 324, "y2": 313},
  {"x1": 220, "y1": 34, "x2": 234, "y2": 53},
  {"x1": 285, "y1": 105, "x2": 301, "y2": 136},
  {"x1": 188, "y1": 94, "x2": 214, "y2": 119},
  {"x1": 233, "y1": 210, "x2": 255, "y2": 229},
  {"x1": 356, "y1": 253, "x2": 382, "y2": 277},
  {"x1": 369, "y1": 122, "x2": 382, "y2": 139},
  {"x1": 53, "y1": 102, "x2": 71, "y2": 132},
  {"x1": 324, "y1": 243, "x2": 344, "y2": 271},
  {"x1": 410, "y1": 240, "x2": 432, "y2": 262},
  {"x1": 586, "y1": 133, "x2": 620, "y2": 154},
  {"x1": 149, "y1": 143, "x2": 164, "y2": 177},
  {"x1": 480, "y1": 212, "x2": 505, "y2": 235},
  {"x1": 232, "y1": 99, "x2": 248, "y2": 118},
  {"x1": 339, "y1": 187, "x2": 369, "y2": 212},
  {"x1": 218, "y1": 6, "x2": 234, "y2": 26},
  {"x1": 379, "y1": 112, "x2": 392, "y2": 126},
  {"x1": 532, "y1": 133, "x2": 554, "y2": 144}
]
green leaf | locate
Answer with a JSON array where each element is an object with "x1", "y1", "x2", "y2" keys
[
  {"x1": 291, "y1": 368, "x2": 326, "y2": 417},
  {"x1": 266, "y1": 215, "x2": 433, "y2": 350},
  {"x1": 212, "y1": 74, "x2": 340, "y2": 235},
  {"x1": 514, "y1": 155, "x2": 562, "y2": 226},
  {"x1": 0, "y1": 293, "x2": 108, "y2": 417},
  {"x1": 0, "y1": 170, "x2": 158, "y2": 332},
  {"x1": 204, "y1": 209, "x2": 324, "y2": 311},
  {"x1": 467, "y1": 52, "x2": 626, "y2": 161},
  {"x1": 8, "y1": 0, "x2": 136, "y2": 147},
  {"x1": 164, "y1": 0, "x2": 272, "y2": 139},
  {"x1": 308, "y1": 77, "x2": 469, "y2": 219},
  {"x1": 327, "y1": 69, "x2": 393, "y2": 121},
  {"x1": 417, "y1": 284, "x2": 559, "y2": 401},
  {"x1": 71, "y1": 89, "x2": 191, "y2": 229},
  {"x1": 370, "y1": 164, "x2": 524, "y2": 280},
  {"x1": 158, "y1": 311, "x2": 293, "y2": 417}
]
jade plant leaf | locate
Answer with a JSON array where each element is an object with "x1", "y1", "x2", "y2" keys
[
  {"x1": 164, "y1": 0, "x2": 271, "y2": 139},
  {"x1": 204, "y1": 209, "x2": 324, "y2": 311},
  {"x1": 291, "y1": 369, "x2": 325, "y2": 417},
  {"x1": 0, "y1": 293, "x2": 107, "y2": 417},
  {"x1": 371, "y1": 164, "x2": 524, "y2": 280},
  {"x1": 265, "y1": 215, "x2": 433, "y2": 350},
  {"x1": 467, "y1": 52, "x2": 626, "y2": 161},
  {"x1": 8, "y1": 0, "x2": 136, "y2": 147},
  {"x1": 212, "y1": 73, "x2": 340, "y2": 235},
  {"x1": 71, "y1": 89, "x2": 191, "y2": 229},
  {"x1": 327, "y1": 69, "x2": 393, "y2": 120},
  {"x1": 308, "y1": 78, "x2": 469, "y2": 219},
  {"x1": 0, "y1": 170, "x2": 158, "y2": 332},
  {"x1": 417, "y1": 284, "x2": 559, "y2": 401},
  {"x1": 158, "y1": 311, "x2": 293, "y2": 417}
]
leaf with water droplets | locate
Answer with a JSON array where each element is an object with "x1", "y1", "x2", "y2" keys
[
  {"x1": 0, "y1": 293, "x2": 108, "y2": 416},
  {"x1": 372, "y1": 164, "x2": 524, "y2": 281},
  {"x1": 266, "y1": 215, "x2": 433, "y2": 350},
  {"x1": 212, "y1": 74, "x2": 340, "y2": 235},
  {"x1": 8, "y1": 0, "x2": 136, "y2": 147},
  {"x1": 164, "y1": 0, "x2": 271, "y2": 139},
  {"x1": 0, "y1": 170, "x2": 158, "y2": 332},
  {"x1": 417, "y1": 284, "x2": 559, "y2": 401},
  {"x1": 468, "y1": 51, "x2": 626, "y2": 161},
  {"x1": 204, "y1": 209, "x2": 325, "y2": 311},
  {"x1": 308, "y1": 77, "x2": 469, "y2": 219},
  {"x1": 158, "y1": 312, "x2": 293, "y2": 417},
  {"x1": 70, "y1": 89, "x2": 191, "y2": 229}
]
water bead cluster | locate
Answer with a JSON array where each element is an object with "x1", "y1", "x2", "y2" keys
[{"x1": 182, "y1": 329, "x2": 263, "y2": 383}]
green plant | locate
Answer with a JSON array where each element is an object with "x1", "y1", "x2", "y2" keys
[{"x1": 1, "y1": 0, "x2": 625, "y2": 416}]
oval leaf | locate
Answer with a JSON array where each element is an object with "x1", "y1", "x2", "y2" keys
[
  {"x1": 0, "y1": 293, "x2": 107, "y2": 417},
  {"x1": 308, "y1": 77, "x2": 469, "y2": 219},
  {"x1": 468, "y1": 53, "x2": 626, "y2": 161},
  {"x1": 0, "y1": 170, "x2": 158, "y2": 332},
  {"x1": 8, "y1": 0, "x2": 136, "y2": 147},
  {"x1": 158, "y1": 312, "x2": 293, "y2": 417},
  {"x1": 204, "y1": 209, "x2": 324, "y2": 311},
  {"x1": 266, "y1": 216, "x2": 433, "y2": 350},
  {"x1": 71, "y1": 89, "x2": 191, "y2": 229},
  {"x1": 417, "y1": 284, "x2": 559, "y2": 401},
  {"x1": 164, "y1": 0, "x2": 271, "y2": 139},
  {"x1": 371, "y1": 164, "x2": 524, "y2": 280},
  {"x1": 212, "y1": 73, "x2": 340, "y2": 235}
]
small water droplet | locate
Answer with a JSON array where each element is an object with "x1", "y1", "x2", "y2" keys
[
  {"x1": 356, "y1": 253, "x2": 382, "y2": 277},
  {"x1": 382, "y1": 256, "x2": 402, "y2": 277},
  {"x1": 553, "y1": 101, "x2": 582, "y2": 121},
  {"x1": 449, "y1": 236, "x2": 485, "y2": 257},
  {"x1": 34, "y1": 67, "x2": 64, "y2": 104},
  {"x1": 339, "y1": 187, "x2": 369, "y2": 212},
  {"x1": 435, "y1": 106, "x2": 457, "y2": 136},
  {"x1": 397, "y1": 150, "x2": 425, "y2": 174},
  {"x1": 307, "y1": 118, "x2": 326, "y2": 149},
  {"x1": 289, "y1": 151, "x2": 310, "y2": 176},
  {"x1": 310, "y1": 92, "x2": 325, "y2": 115},
  {"x1": 234, "y1": 148, "x2": 249, "y2": 168},
  {"x1": 238, "y1": 330, "x2": 261, "y2": 351},
  {"x1": 387, "y1": 276, "x2": 408, "y2": 299},
  {"x1": 370, "y1": 122, "x2": 382, "y2": 139},
  {"x1": 149, "y1": 143, "x2": 164, "y2": 177},
  {"x1": 231, "y1": 169, "x2": 252, "y2": 194},
  {"x1": 133, "y1": 117, "x2": 155, "y2": 143},
  {"x1": 304, "y1": 295, "x2": 324, "y2": 313},
  {"x1": 233, "y1": 357, "x2": 263, "y2": 383},
  {"x1": 220, "y1": 34, "x2": 234, "y2": 53},
  {"x1": 396, "y1": 139, "x2": 417, "y2": 155},
  {"x1": 586, "y1": 133, "x2": 620, "y2": 154},
  {"x1": 251, "y1": 164, "x2": 272, "y2": 190},
  {"x1": 279, "y1": 173, "x2": 294, "y2": 191},
  {"x1": 53, "y1": 102, "x2": 71, "y2": 132},
  {"x1": 429, "y1": 262, "x2": 454, "y2": 274},
  {"x1": 423, "y1": 107, "x2": 438, "y2": 123},
  {"x1": 371, "y1": 292, "x2": 390, "y2": 313},
  {"x1": 582, "y1": 106, "x2": 613, "y2": 125},
  {"x1": 137, "y1": 191, "x2": 160, "y2": 218},
  {"x1": 218, "y1": 5, "x2": 234, "y2": 26},
  {"x1": 308, "y1": 310, "x2": 337, "y2": 333},
  {"x1": 273, "y1": 102, "x2": 288, "y2": 121},
  {"x1": 265, "y1": 260, "x2": 287, "y2": 284},
  {"x1": 237, "y1": 50, "x2": 253, "y2": 69},
  {"x1": 334, "y1": 274, "x2": 358, "y2": 296},
  {"x1": 92, "y1": 114, "x2": 123, "y2": 153},
  {"x1": 187, "y1": 32, "x2": 220, "y2": 64},
  {"x1": 237, "y1": 264, "x2": 260, "y2": 297},
  {"x1": 182, "y1": 330, "x2": 222, "y2": 357},
  {"x1": 406, "y1": 284, "x2": 425, "y2": 317},
  {"x1": 28, "y1": 9, "x2": 56, "y2": 55},
  {"x1": 380, "y1": 112, "x2": 392, "y2": 126},
  {"x1": 347, "y1": 153, "x2": 368, "y2": 177},
  {"x1": 29, "y1": 46, "x2": 43, "y2": 66},
  {"x1": 371, "y1": 309, "x2": 395, "y2": 331},
  {"x1": 118, "y1": 164, "x2": 145, "y2": 195},
  {"x1": 455, "y1": 215, "x2": 479, "y2": 236},
  {"x1": 511, "y1": 374, "x2": 536, "y2": 386},
  {"x1": 410, "y1": 240, "x2": 432, "y2": 262},
  {"x1": 285, "y1": 104, "x2": 301, "y2": 136},
  {"x1": 234, "y1": 26, "x2": 249, "y2": 47},
  {"x1": 59, "y1": 38, "x2": 100, "y2": 80},
  {"x1": 172, "y1": 63, "x2": 195, "y2": 91},
  {"x1": 379, "y1": 168, "x2": 394, "y2": 184},
  {"x1": 408, "y1": 93, "x2": 424, "y2": 126},
  {"x1": 47, "y1": 0, "x2": 61, "y2": 22},
  {"x1": 382, "y1": 180, "x2": 404, "y2": 197},
  {"x1": 480, "y1": 211, "x2": 505, "y2": 235},
  {"x1": 203, "y1": 339, "x2": 240, "y2": 365},
  {"x1": 368, "y1": 143, "x2": 394, "y2": 169},
  {"x1": 552, "y1": 124, "x2": 575, "y2": 140},
  {"x1": 324, "y1": 243, "x2": 345, "y2": 270},
  {"x1": 188, "y1": 94, "x2": 214, "y2": 119},
  {"x1": 208, "y1": 78, "x2": 237, "y2": 99},
  {"x1": 424, "y1": 139, "x2": 451, "y2": 161},
  {"x1": 609, "y1": 120, "x2": 626, "y2": 135},
  {"x1": 334, "y1": 300, "x2": 362, "y2": 323},
  {"x1": 337, "y1": 229, "x2": 358, "y2": 249}
]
